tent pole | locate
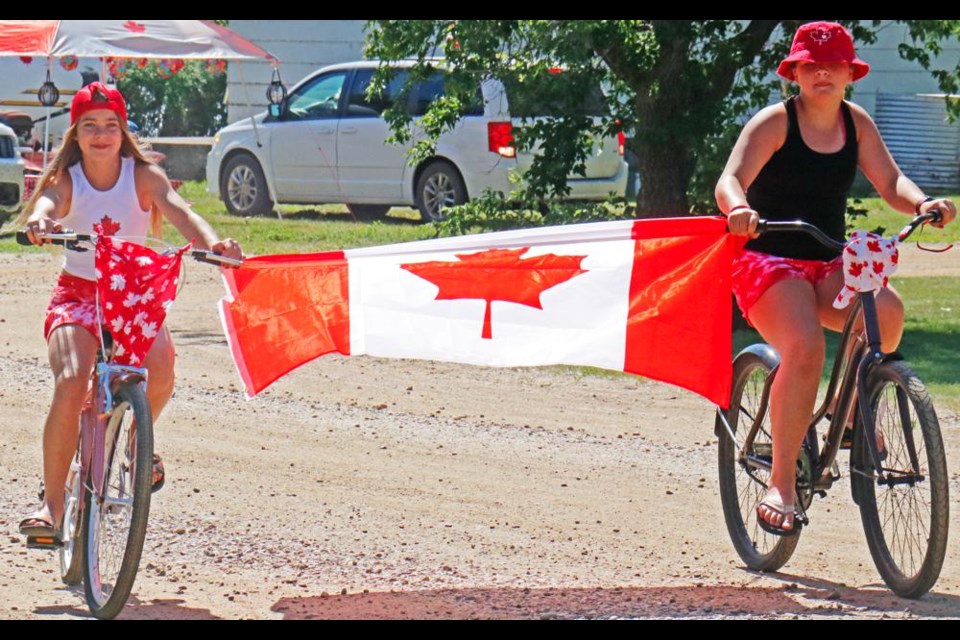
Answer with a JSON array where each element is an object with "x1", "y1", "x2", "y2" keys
[
  {"x1": 42, "y1": 57, "x2": 52, "y2": 170},
  {"x1": 236, "y1": 61, "x2": 262, "y2": 147}
]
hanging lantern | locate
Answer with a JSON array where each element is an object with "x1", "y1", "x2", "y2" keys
[
  {"x1": 20, "y1": 56, "x2": 32, "y2": 64},
  {"x1": 38, "y1": 69, "x2": 60, "y2": 107},
  {"x1": 60, "y1": 55, "x2": 79, "y2": 71},
  {"x1": 266, "y1": 66, "x2": 287, "y2": 105}
]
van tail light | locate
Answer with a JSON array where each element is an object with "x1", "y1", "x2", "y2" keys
[
  {"x1": 617, "y1": 130, "x2": 625, "y2": 156},
  {"x1": 488, "y1": 121, "x2": 516, "y2": 158}
]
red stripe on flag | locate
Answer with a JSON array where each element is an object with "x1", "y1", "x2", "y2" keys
[
  {"x1": 624, "y1": 218, "x2": 745, "y2": 407},
  {"x1": 220, "y1": 252, "x2": 351, "y2": 396}
]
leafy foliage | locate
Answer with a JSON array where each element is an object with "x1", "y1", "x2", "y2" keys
[
  {"x1": 117, "y1": 61, "x2": 227, "y2": 137},
  {"x1": 434, "y1": 189, "x2": 632, "y2": 237},
  {"x1": 365, "y1": 20, "x2": 960, "y2": 216}
]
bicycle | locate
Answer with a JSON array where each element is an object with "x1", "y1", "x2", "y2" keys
[
  {"x1": 17, "y1": 230, "x2": 241, "y2": 619},
  {"x1": 715, "y1": 212, "x2": 950, "y2": 599}
]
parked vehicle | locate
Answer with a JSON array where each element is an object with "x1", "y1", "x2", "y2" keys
[
  {"x1": 206, "y1": 60, "x2": 628, "y2": 222},
  {"x1": 0, "y1": 122, "x2": 25, "y2": 212}
]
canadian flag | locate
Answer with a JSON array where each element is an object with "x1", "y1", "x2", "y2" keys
[{"x1": 219, "y1": 217, "x2": 745, "y2": 405}]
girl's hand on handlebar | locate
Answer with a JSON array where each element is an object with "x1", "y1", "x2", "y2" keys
[
  {"x1": 24, "y1": 217, "x2": 62, "y2": 246},
  {"x1": 727, "y1": 207, "x2": 761, "y2": 238},
  {"x1": 919, "y1": 198, "x2": 957, "y2": 228},
  {"x1": 211, "y1": 237, "x2": 244, "y2": 266}
]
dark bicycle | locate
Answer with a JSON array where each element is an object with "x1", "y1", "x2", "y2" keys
[{"x1": 715, "y1": 212, "x2": 949, "y2": 599}]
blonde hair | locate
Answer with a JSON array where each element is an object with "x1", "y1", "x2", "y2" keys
[{"x1": 17, "y1": 119, "x2": 164, "y2": 237}]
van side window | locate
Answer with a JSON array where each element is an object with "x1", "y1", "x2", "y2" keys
[
  {"x1": 345, "y1": 69, "x2": 408, "y2": 117},
  {"x1": 410, "y1": 72, "x2": 484, "y2": 117},
  {"x1": 284, "y1": 72, "x2": 348, "y2": 121}
]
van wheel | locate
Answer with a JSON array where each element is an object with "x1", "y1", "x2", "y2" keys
[
  {"x1": 221, "y1": 153, "x2": 273, "y2": 216},
  {"x1": 346, "y1": 204, "x2": 391, "y2": 220},
  {"x1": 415, "y1": 162, "x2": 467, "y2": 223}
]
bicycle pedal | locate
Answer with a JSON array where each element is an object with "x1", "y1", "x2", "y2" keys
[{"x1": 26, "y1": 536, "x2": 63, "y2": 550}]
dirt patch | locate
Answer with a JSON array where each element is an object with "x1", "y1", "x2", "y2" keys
[{"x1": 1, "y1": 251, "x2": 958, "y2": 619}]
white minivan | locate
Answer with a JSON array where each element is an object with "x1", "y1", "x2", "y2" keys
[{"x1": 206, "y1": 60, "x2": 628, "y2": 222}]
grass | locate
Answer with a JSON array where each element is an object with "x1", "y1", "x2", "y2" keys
[
  {"x1": 0, "y1": 180, "x2": 437, "y2": 255},
  {"x1": 848, "y1": 195, "x2": 960, "y2": 244},
  {"x1": 4, "y1": 184, "x2": 960, "y2": 407}
]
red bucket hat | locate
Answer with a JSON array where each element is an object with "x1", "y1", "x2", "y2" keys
[
  {"x1": 70, "y1": 81, "x2": 128, "y2": 125},
  {"x1": 777, "y1": 22, "x2": 870, "y2": 82}
]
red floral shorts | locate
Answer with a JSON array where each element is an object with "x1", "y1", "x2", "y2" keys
[
  {"x1": 731, "y1": 250, "x2": 843, "y2": 324},
  {"x1": 44, "y1": 272, "x2": 100, "y2": 341}
]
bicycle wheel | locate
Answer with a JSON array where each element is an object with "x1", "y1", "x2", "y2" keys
[
  {"x1": 59, "y1": 447, "x2": 85, "y2": 585},
  {"x1": 852, "y1": 360, "x2": 949, "y2": 598},
  {"x1": 717, "y1": 348, "x2": 800, "y2": 571},
  {"x1": 82, "y1": 381, "x2": 153, "y2": 619}
]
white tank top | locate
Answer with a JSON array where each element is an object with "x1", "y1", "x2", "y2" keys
[{"x1": 61, "y1": 156, "x2": 151, "y2": 280}]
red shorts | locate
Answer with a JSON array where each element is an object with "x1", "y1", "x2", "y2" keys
[
  {"x1": 44, "y1": 272, "x2": 100, "y2": 341},
  {"x1": 731, "y1": 250, "x2": 843, "y2": 324}
]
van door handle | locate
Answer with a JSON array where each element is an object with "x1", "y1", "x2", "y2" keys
[
  {"x1": 340, "y1": 127, "x2": 358, "y2": 135},
  {"x1": 316, "y1": 127, "x2": 335, "y2": 136}
]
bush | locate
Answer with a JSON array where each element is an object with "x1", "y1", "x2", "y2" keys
[{"x1": 435, "y1": 190, "x2": 634, "y2": 236}]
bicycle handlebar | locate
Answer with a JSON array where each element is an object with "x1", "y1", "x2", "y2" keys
[
  {"x1": 16, "y1": 231, "x2": 243, "y2": 267},
  {"x1": 755, "y1": 210, "x2": 943, "y2": 250}
]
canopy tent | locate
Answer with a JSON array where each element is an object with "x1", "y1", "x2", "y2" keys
[
  {"x1": 0, "y1": 20, "x2": 278, "y2": 173},
  {"x1": 0, "y1": 20, "x2": 277, "y2": 61}
]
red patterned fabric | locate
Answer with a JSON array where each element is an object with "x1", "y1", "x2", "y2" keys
[
  {"x1": 833, "y1": 230, "x2": 899, "y2": 309},
  {"x1": 94, "y1": 237, "x2": 190, "y2": 366}
]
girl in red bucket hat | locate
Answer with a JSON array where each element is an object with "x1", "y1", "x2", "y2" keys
[
  {"x1": 15, "y1": 82, "x2": 244, "y2": 543},
  {"x1": 716, "y1": 22, "x2": 956, "y2": 536}
]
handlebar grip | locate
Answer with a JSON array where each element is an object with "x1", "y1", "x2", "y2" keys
[
  {"x1": 15, "y1": 231, "x2": 32, "y2": 246},
  {"x1": 190, "y1": 249, "x2": 243, "y2": 268}
]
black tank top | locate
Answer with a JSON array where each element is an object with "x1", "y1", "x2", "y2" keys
[{"x1": 744, "y1": 97, "x2": 858, "y2": 261}]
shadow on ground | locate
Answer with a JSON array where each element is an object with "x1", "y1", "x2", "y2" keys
[{"x1": 270, "y1": 578, "x2": 960, "y2": 619}]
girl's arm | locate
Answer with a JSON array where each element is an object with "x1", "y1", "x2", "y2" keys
[
  {"x1": 852, "y1": 103, "x2": 956, "y2": 227},
  {"x1": 715, "y1": 103, "x2": 787, "y2": 236},
  {"x1": 137, "y1": 163, "x2": 243, "y2": 260},
  {"x1": 23, "y1": 173, "x2": 72, "y2": 245}
]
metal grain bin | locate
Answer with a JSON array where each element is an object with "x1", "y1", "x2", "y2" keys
[{"x1": 874, "y1": 93, "x2": 960, "y2": 192}]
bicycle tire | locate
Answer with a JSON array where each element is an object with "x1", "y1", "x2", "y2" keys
[
  {"x1": 82, "y1": 381, "x2": 153, "y2": 619},
  {"x1": 852, "y1": 360, "x2": 949, "y2": 598},
  {"x1": 59, "y1": 447, "x2": 85, "y2": 585},
  {"x1": 717, "y1": 348, "x2": 800, "y2": 571}
]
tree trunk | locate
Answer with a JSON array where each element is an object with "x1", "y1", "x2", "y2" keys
[{"x1": 632, "y1": 139, "x2": 696, "y2": 217}]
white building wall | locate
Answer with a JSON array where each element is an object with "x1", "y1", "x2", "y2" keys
[{"x1": 225, "y1": 20, "x2": 367, "y2": 122}]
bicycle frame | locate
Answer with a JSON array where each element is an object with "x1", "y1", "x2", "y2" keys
[
  {"x1": 717, "y1": 214, "x2": 940, "y2": 496},
  {"x1": 78, "y1": 360, "x2": 148, "y2": 514}
]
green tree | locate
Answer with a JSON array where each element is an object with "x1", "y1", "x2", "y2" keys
[
  {"x1": 116, "y1": 60, "x2": 227, "y2": 137},
  {"x1": 365, "y1": 20, "x2": 960, "y2": 216}
]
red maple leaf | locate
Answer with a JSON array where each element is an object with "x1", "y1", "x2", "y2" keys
[
  {"x1": 872, "y1": 260, "x2": 885, "y2": 274},
  {"x1": 848, "y1": 262, "x2": 864, "y2": 277},
  {"x1": 94, "y1": 215, "x2": 121, "y2": 237},
  {"x1": 123, "y1": 20, "x2": 147, "y2": 33},
  {"x1": 867, "y1": 239, "x2": 881, "y2": 253},
  {"x1": 401, "y1": 247, "x2": 588, "y2": 339}
]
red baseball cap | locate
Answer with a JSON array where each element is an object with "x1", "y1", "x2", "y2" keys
[
  {"x1": 70, "y1": 81, "x2": 128, "y2": 125},
  {"x1": 777, "y1": 22, "x2": 870, "y2": 82}
]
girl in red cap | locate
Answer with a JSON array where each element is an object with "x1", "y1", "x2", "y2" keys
[
  {"x1": 716, "y1": 22, "x2": 956, "y2": 535},
  {"x1": 16, "y1": 82, "x2": 244, "y2": 542}
]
